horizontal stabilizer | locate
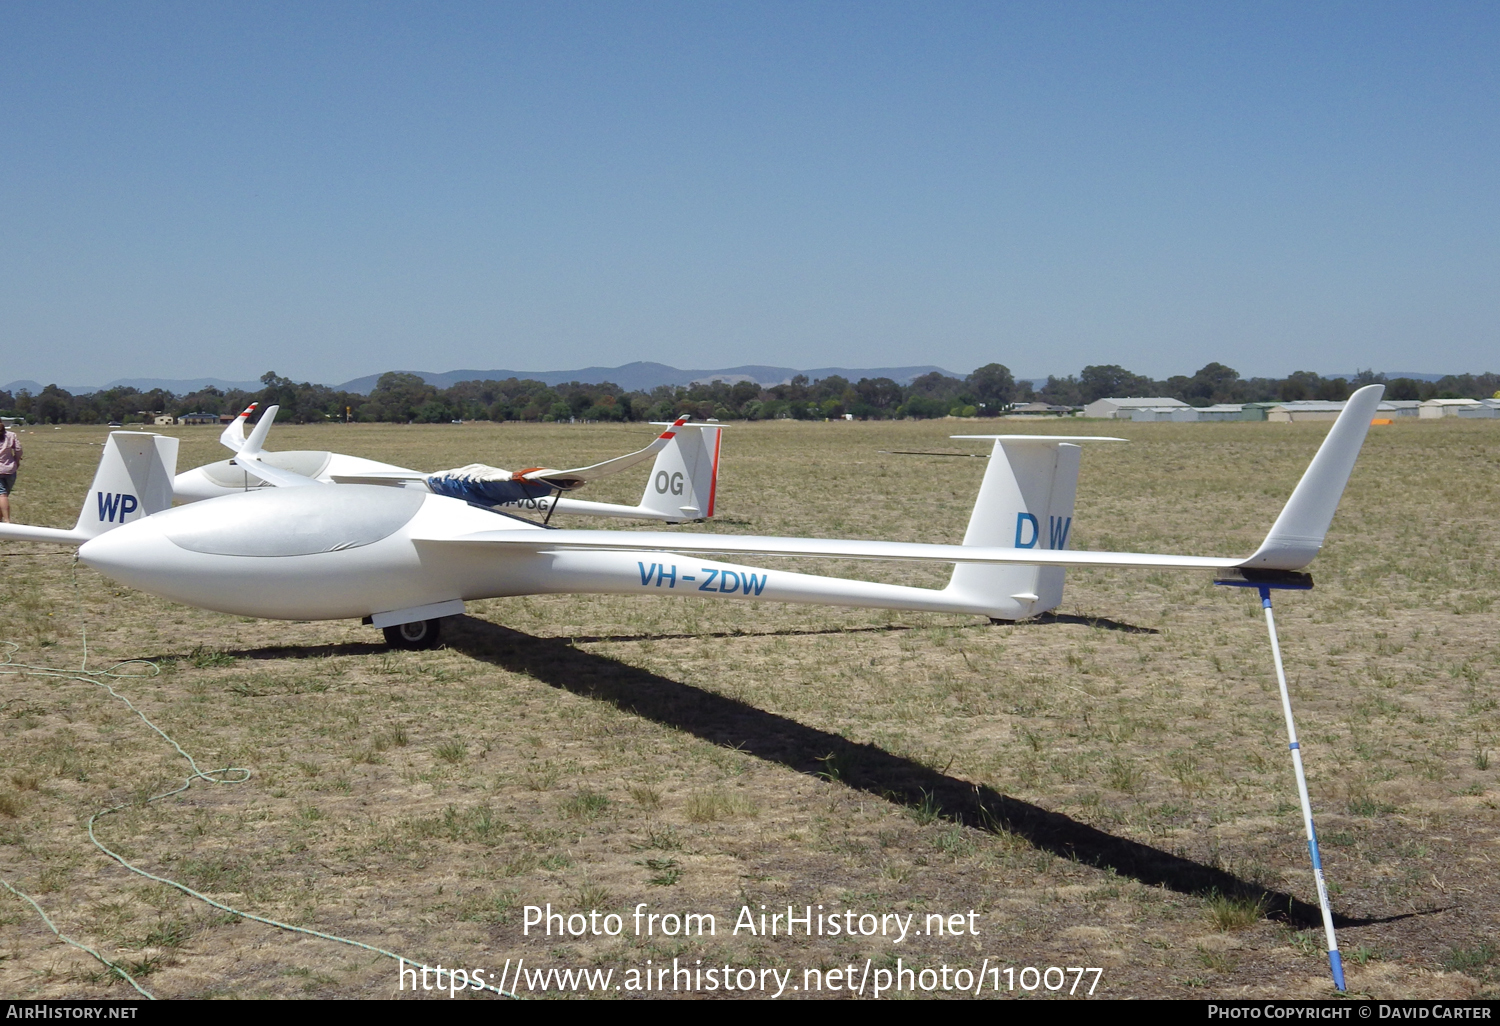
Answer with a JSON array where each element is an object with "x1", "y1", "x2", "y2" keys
[{"x1": 0, "y1": 523, "x2": 89, "y2": 545}]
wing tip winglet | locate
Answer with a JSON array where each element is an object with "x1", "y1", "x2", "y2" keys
[{"x1": 1239, "y1": 383, "x2": 1384, "y2": 571}]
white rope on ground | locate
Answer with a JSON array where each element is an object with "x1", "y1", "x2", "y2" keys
[
  {"x1": 0, "y1": 877, "x2": 155, "y2": 998},
  {"x1": 0, "y1": 555, "x2": 519, "y2": 999}
]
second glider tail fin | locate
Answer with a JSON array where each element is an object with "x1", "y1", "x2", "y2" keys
[{"x1": 636, "y1": 423, "x2": 722, "y2": 522}]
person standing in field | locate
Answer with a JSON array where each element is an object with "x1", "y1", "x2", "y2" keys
[{"x1": 0, "y1": 422, "x2": 21, "y2": 523}]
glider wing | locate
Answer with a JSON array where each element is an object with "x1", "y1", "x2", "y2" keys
[
  {"x1": 414, "y1": 527, "x2": 1242, "y2": 570},
  {"x1": 415, "y1": 385, "x2": 1386, "y2": 574}
]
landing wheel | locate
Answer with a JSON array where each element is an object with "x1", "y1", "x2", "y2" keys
[{"x1": 383, "y1": 618, "x2": 442, "y2": 650}]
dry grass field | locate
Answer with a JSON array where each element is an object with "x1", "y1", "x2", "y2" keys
[{"x1": 0, "y1": 416, "x2": 1496, "y2": 1000}]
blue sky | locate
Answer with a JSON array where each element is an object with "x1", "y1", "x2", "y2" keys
[{"x1": 2, "y1": 1, "x2": 1496, "y2": 386}]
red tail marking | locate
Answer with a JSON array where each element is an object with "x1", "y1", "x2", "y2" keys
[
  {"x1": 656, "y1": 416, "x2": 688, "y2": 440},
  {"x1": 705, "y1": 427, "x2": 722, "y2": 518}
]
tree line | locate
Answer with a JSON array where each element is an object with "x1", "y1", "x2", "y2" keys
[{"x1": 2, "y1": 364, "x2": 1496, "y2": 425}]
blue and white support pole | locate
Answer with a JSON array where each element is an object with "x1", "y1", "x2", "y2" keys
[{"x1": 1259, "y1": 584, "x2": 1346, "y2": 992}]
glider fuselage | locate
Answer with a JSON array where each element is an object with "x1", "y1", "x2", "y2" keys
[{"x1": 77, "y1": 484, "x2": 1000, "y2": 622}]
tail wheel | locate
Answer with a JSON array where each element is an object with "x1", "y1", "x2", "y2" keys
[{"x1": 383, "y1": 618, "x2": 442, "y2": 650}]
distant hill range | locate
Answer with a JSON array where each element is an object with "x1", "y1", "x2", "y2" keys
[
  {"x1": 334, "y1": 362, "x2": 961, "y2": 395},
  {"x1": 1331, "y1": 371, "x2": 1450, "y2": 383},
  {"x1": 1, "y1": 376, "x2": 265, "y2": 396},
  {"x1": 0, "y1": 366, "x2": 1462, "y2": 398}
]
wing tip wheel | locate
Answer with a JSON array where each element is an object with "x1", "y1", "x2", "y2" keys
[{"x1": 382, "y1": 618, "x2": 443, "y2": 650}]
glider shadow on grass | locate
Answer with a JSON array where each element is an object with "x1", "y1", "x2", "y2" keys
[
  {"x1": 523, "y1": 611, "x2": 1156, "y2": 646},
  {"x1": 442, "y1": 615, "x2": 1398, "y2": 929}
]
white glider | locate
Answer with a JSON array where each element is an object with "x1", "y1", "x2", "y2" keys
[
  {"x1": 0, "y1": 386, "x2": 1385, "y2": 648},
  {"x1": 174, "y1": 408, "x2": 723, "y2": 523}
]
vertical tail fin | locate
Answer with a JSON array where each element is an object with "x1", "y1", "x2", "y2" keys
[
  {"x1": 636, "y1": 424, "x2": 723, "y2": 522},
  {"x1": 73, "y1": 432, "x2": 179, "y2": 539},
  {"x1": 944, "y1": 434, "x2": 1124, "y2": 619}
]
